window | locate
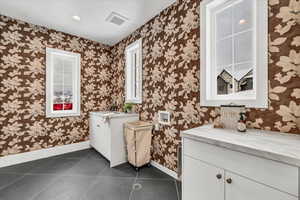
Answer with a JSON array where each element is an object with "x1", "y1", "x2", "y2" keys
[
  {"x1": 200, "y1": 0, "x2": 268, "y2": 108},
  {"x1": 46, "y1": 48, "x2": 81, "y2": 117},
  {"x1": 125, "y1": 39, "x2": 142, "y2": 103}
]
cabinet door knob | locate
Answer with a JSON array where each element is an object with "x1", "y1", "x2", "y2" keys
[
  {"x1": 216, "y1": 174, "x2": 222, "y2": 179},
  {"x1": 226, "y1": 178, "x2": 232, "y2": 184}
]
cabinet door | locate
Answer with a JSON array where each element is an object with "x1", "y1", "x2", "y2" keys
[
  {"x1": 183, "y1": 156, "x2": 224, "y2": 200},
  {"x1": 98, "y1": 119, "x2": 111, "y2": 160},
  {"x1": 89, "y1": 116, "x2": 110, "y2": 159},
  {"x1": 89, "y1": 116, "x2": 99, "y2": 148},
  {"x1": 225, "y1": 172, "x2": 298, "y2": 200}
]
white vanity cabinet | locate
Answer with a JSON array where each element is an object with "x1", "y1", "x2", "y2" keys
[
  {"x1": 181, "y1": 125, "x2": 300, "y2": 200},
  {"x1": 89, "y1": 112, "x2": 139, "y2": 167}
]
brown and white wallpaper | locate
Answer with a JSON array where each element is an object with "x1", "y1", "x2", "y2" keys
[
  {"x1": 0, "y1": 15, "x2": 113, "y2": 156},
  {"x1": 111, "y1": 0, "x2": 300, "y2": 171},
  {"x1": 0, "y1": 0, "x2": 299, "y2": 172}
]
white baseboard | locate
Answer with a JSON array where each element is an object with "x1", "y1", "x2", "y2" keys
[
  {"x1": 0, "y1": 141, "x2": 91, "y2": 168},
  {"x1": 150, "y1": 160, "x2": 178, "y2": 180}
]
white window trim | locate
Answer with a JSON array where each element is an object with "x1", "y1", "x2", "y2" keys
[
  {"x1": 200, "y1": 0, "x2": 268, "y2": 108},
  {"x1": 125, "y1": 38, "x2": 143, "y2": 104},
  {"x1": 46, "y1": 48, "x2": 81, "y2": 118}
]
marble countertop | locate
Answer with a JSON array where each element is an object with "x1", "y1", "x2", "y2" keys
[
  {"x1": 90, "y1": 111, "x2": 139, "y2": 118},
  {"x1": 181, "y1": 125, "x2": 300, "y2": 167}
]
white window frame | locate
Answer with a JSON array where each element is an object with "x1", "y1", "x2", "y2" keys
[
  {"x1": 200, "y1": 0, "x2": 268, "y2": 108},
  {"x1": 125, "y1": 38, "x2": 143, "y2": 104},
  {"x1": 46, "y1": 48, "x2": 81, "y2": 118}
]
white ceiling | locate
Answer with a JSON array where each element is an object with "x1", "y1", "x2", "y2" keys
[{"x1": 0, "y1": 0, "x2": 176, "y2": 46}]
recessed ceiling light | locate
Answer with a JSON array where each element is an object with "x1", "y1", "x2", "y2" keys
[
  {"x1": 239, "y1": 19, "x2": 246, "y2": 25},
  {"x1": 72, "y1": 15, "x2": 81, "y2": 21}
]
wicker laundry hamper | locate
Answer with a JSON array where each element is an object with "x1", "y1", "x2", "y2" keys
[{"x1": 124, "y1": 121, "x2": 153, "y2": 171}]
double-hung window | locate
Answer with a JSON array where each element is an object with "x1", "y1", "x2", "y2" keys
[
  {"x1": 46, "y1": 48, "x2": 81, "y2": 117},
  {"x1": 125, "y1": 39, "x2": 143, "y2": 104},
  {"x1": 200, "y1": 0, "x2": 268, "y2": 108}
]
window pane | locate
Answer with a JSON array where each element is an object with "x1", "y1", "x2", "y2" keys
[
  {"x1": 63, "y1": 85, "x2": 73, "y2": 111},
  {"x1": 216, "y1": 38, "x2": 233, "y2": 67},
  {"x1": 53, "y1": 85, "x2": 64, "y2": 102},
  {"x1": 234, "y1": 31, "x2": 253, "y2": 63},
  {"x1": 216, "y1": 6, "x2": 232, "y2": 39},
  {"x1": 53, "y1": 84, "x2": 64, "y2": 111},
  {"x1": 63, "y1": 58, "x2": 74, "y2": 86},
  {"x1": 63, "y1": 84, "x2": 73, "y2": 101},
  {"x1": 133, "y1": 52, "x2": 137, "y2": 98},
  {"x1": 53, "y1": 57, "x2": 64, "y2": 85},
  {"x1": 217, "y1": 66, "x2": 233, "y2": 95},
  {"x1": 233, "y1": 0, "x2": 253, "y2": 33},
  {"x1": 135, "y1": 51, "x2": 141, "y2": 99},
  {"x1": 64, "y1": 58, "x2": 74, "y2": 110},
  {"x1": 233, "y1": 62, "x2": 253, "y2": 93},
  {"x1": 53, "y1": 56, "x2": 64, "y2": 111}
]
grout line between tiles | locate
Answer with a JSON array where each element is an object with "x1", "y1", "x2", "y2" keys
[
  {"x1": 129, "y1": 171, "x2": 139, "y2": 200},
  {"x1": 0, "y1": 173, "x2": 27, "y2": 191},
  {"x1": 0, "y1": 158, "x2": 57, "y2": 192},
  {"x1": 78, "y1": 175, "x2": 104, "y2": 200},
  {"x1": 96, "y1": 175, "x2": 138, "y2": 179},
  {"x1": 0, "y1": 171, "x2": 26, "y2": 175},
  {"x1": 135, "y1": 177, "x2": 175, "y2": 181},
  {"x1": 52, "y1": 157, "x2": 85, "y2": 160},
  {"x1": 174, "y1": 179, "x2": 180, "y2": 200},
  {"x1": 78, "y1": 165, "x2": 131, "y2": 200},
  {"x1": 28, "y1": 174, "x2": 61, "y2": 200}
]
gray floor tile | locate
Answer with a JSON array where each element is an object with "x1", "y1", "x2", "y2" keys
[
  {"x1": 32, "y1": 175, "x2": 97, "y2": 200},
  {"x1": 29, "y1": 158, "x2": 79, "y2": 175},
  {"x1": 0, "y1": 163, "x2": 32, "y2": 174},
  {"x1": 66, "y1": 156, "x2": 108, "y2": 176},
  {"x1": 53, "y1": 149, "x2": 93, "y2": 160},
  {"x1": 99, "y1": 163, "x2": 137, "y2": 178},
  {"x1": 137, "y1": 166, "x2": 174, "y2": 180},
  {"x1": 0, "y1": 158, "x2": 51, "y2": 174},
  {"x1": 88, "y1": 149, "x2": 108, "y2": 160},
  {"x1": 0, "y1": 174, "x2": 57, "y2": 200},
  {"x1": 0, "y1": 173, "x2": 24, "y2": 190},
  {"x1": 0, "y1": 152, "x2": 181, "y2": 200},
  {"x1": 82, "y1": 177, "x2": 135, "y2": 200},
  {"x1": 131, "y1": 179, "x2": 178, "y2": 200}
]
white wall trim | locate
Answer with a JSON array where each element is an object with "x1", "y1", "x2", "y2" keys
[
  {"x1": 0, "y1": 141, "x2": 90, "y2": 168},
  {"x1": 150, "y1": 160, "x2": 178, "y2": 180}
]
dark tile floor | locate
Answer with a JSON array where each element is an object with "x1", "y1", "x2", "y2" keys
[{"x1": 0, "y1": 149, "x2": 181, "y2": 200}]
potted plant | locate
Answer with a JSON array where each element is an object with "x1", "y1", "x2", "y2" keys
[{"x1": 123, "y1": 103, "x2": 133, "y2": 113}]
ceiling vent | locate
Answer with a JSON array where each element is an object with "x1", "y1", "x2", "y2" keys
[{"x1": 106, "y1": 12, "x2": 128, "y2": 26}]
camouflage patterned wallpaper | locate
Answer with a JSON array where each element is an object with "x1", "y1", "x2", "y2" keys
[
  {"x1": 111, "y1": 0, "x2": 300, "y2": 171},
  {"x1": 0, "y1": 15, "x2": 113, "y2": 156}
]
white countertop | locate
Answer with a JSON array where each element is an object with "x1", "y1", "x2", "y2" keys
[
  {"x1": 181, "y1": 125, "x2": 300, "y2": 167},
  {"x1": 90, "y1": 111, "x2": 139, "y2": 118}
]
